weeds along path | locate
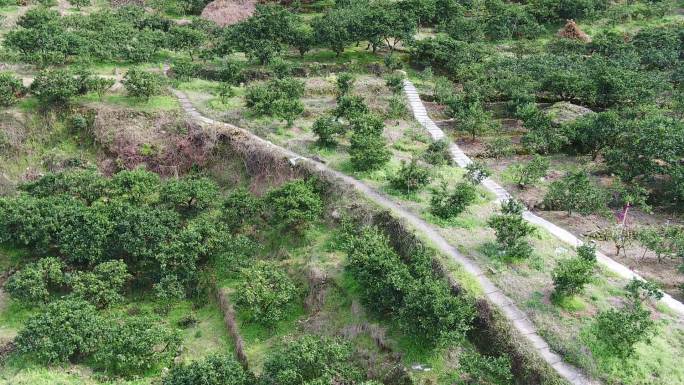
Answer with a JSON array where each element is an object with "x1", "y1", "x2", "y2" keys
[
  {"x1": 169, "y1": 85, "x2": 594, "y2": 385},
  {"x1": 402, "y1": 79, "x2": 684, "y2": 317}
]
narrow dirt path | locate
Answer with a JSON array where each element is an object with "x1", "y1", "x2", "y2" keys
[
  {"x1": 401, "y1": 80, "x2": 684, "y2": 317},
  {"x1": 168, "y1": 85, "x2": 595, "y2": 385}
]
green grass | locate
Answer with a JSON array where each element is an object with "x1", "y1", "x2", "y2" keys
[{"x1": 78, "y1": 93, "x2": 179, "y2": 111}]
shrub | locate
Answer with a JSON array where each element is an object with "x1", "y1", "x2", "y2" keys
[
  {"x1": 221, "y1": 188, "x2": 262, "y2": 231},
  {"x1": 384, "y1": 72, "x2": 404, "y2": 94},
  {"x1": 163, "y1": 354, "x2": 248, "y2": 385},
  {"x1": 429, "y1": 181, "x2": 478, "y2": 219},
  {"x1": 69, "y1": 260, "x2": 131, "y2": 309},
  {"x1": 512, "y1": 155, "x2": 549, "y2": 188},
  {"x1": 67, "y1": 0, "x2": 90, "y2": 10},
  {"x1": 459, "y1": 352, "x2": 513, "y2": 385},
  {"x1": 262, "y1": 335, "x2": 363, "y2": 385},
  {"x1": 0, "y1": 72, "x2": 25, "y2": 106},
  {"x1": 5, "y1": 257, "x2": 64, "y2": 304},
  {"x1": 387, "y1": 95, "x2": 407, "y2": 118},
  {"x1": 487, "y1": 199, "x2": 536, "y2": 260},
  {"x1": 349, "y1": 114, "x2": 390, "y2": 171},
  {"x1": 345, "y1": 226, "x2": 412, "y2": 314},
  {"x1": 336, "y1": 72, "x2": 354, "y2": 97},
  {"x1": 422, "y1": 139, "x2": 452, "y2": 166},
  {"x1": 552, "y1": 243, "x2": 597, "y2": 299},
  {"x1": 95, "y1": 315, "x2": 181, "y2": 376},
  {"x1": 399, "y1": 278, "x2": 474, "y2": 346},
  {"x1": 334, "y1": 94, "x2": 369, "y2": 120},
  {"x1": 30, "y1": 69, "x2": 80, "y2": 105},
  {"x1": 123, "y1": 68, "x2": 163, "y2": 100},
  {"x1": 384, "y1": 54, "x2": 403, "y2": 70},
  {"x1": 264, "y1": 179, "x2": 323, "y2": 233},
  {"x1": 160, "y1": 176, "x2": 219, "y2": 216},
  {"x1": 15, "y1": 298, "x2": 103, "y2": 364},
  {"x1": 245, "y1": 77, "x2": 305, "y2": 125},
  {"x1": 542, "y1": 170, "x2": 608, "y2": 215},
  {"x1": 171, "y1": 58, "x2": 201, "y2": 80},
  {"x1": 234, "y1": 262, "x2": 298, "y2": 325},
  {"x1": 464, "y1": 161, "x2": 491, "y2": 185},
  {"x1": 484, "y1": 137, "x2": 515, "y2": 158},
  {"x1": 590, "y1": 279, "x2": 663, "y2": 358},
  {"x1": 390, "y1": 158, "x2": 431, "y2": 194},
  {"x1": 312, "y1": 115, "x2": 344, "y2": 147},
  {"x1": 519, "y1": 104, "x2": 567, "y2": 154}
]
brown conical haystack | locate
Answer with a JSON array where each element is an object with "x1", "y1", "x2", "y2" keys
[
  {"x1": 558, "y1": 19, "x2": 592, "y2": 43},
  {"x1": 200, "y1": 0, "x2": 256, "y2": 27}
]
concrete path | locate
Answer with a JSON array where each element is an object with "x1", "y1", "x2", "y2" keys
[
  {"x1": 402, "y1": 79, "x2": 684, "y2": 317},
  {"x1": 169, "y1": 87, "x2": 594, "y2": 385}
]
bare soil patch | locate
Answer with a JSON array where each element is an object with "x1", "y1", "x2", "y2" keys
[{"x1": 201, "y1": 0, "x2": 256, "y2": 27}]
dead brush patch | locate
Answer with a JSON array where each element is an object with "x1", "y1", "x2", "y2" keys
[
  {"x1": 201, "y1": 0, "x2": 256, "y2": 27},
  {"x1": 0, "y1": 111, "x2": 26, "y2": 155},
  {"x1": 90, "y1": 105, "x2": 218, "y2": 176}
]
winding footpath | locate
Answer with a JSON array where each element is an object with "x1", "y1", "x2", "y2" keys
[
  {"x1": 402, "y1": 80, "x2": 684, "y2": 317},
  {"x1": 169, "y1": 85, "x2": 594, "y2": 385}
]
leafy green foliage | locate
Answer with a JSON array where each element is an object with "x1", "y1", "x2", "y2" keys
[
  {"x1": 512, "y1": 155, "x2": 549, "y2": 188},
  {"x1": 234, "y1": 262, "x2": 298, "y2": 325},
  {"x1": 422, "y1": 139, "x2": 452, "y2": 166},
  {"x1": 30, "y1": 69, "x2": 81, "y2": 105},
  {"x1": 345, "y1": 226, "x2": 412, "y2": 314},
  {"x1": 399, "y1": 277, "x2": 474, "y2": 346},
  {"x1": 430, "y1": 181, "x2": 477, "y2": 219},
  {"x1": 5, "y1": 257, "x2": 64, "y2": 304},
  {"x1": 245, "y1": 77, "x2": 305, "y2": 126},
  {"x1": 349, "y1": 113, "x2": 390, "y2": 171},
  {"x1": 333, "y1": 94, "x2": 369, "y2": 121},
  {"x1": 160, "y1": 176, "x2": 219, "y2": 217},
  {"x1": 15, "y1": 298, "x2": 103, "y2": 364},
  {"x1": 390, "y1": 158, "x2": 431, "y2": 194},
  {"x1": 589, "y1": 279, "x2": 663, "y2": 358},
  {"x1": 163, "y1": 354, "x2": 248, "y2": 385},
  {"x1": 0, "y1": 72, "x2": 25, "y2": 106},
  {"x1": 123, "y1": 68, "x2": 163, "y2": 100},
  {"x1": 464, "y1": 161, "x2": 491, "y2": 185},
  {"x1": 168, "y1": 25, "x2": 207, "y2": 60},
  {"x1": 262, "y1": 335, "x2": 363, "y2": 385},
  {"x1": 221, "y1": 188, "x2": 262, "y2": 232},
  {"x1": 552, "y1": 243, "x2": 597, "y2": 299},
  {"x1": 264, "y1": 179, "x2": 323, "y2": 233},
  {"x1": 69, "y1": 260, "x2": 131, "y2": 309},
  {"x1": 312, "y1": 115, "x2": 345, "y2": 147},
  {"x1": 487, "y1": 200, "x2": 536, "y2": 260},
  {"x1": 67, "y1": 0, "x2": 90, "y2": 10},
  {"x1": 336, "y1": 72, "x2": 354, "y2": 97},
  {"x1": 542, "y1": 170, "x2": 608, "y2": 215},
  {"x1": 95, "y1": 315, "x2": 181, "y2": 376},
  {"x1": 459, "y1": 352, "x2": 513, "y2": 385},
  {"x1": 519, "y1": 104, "x2": 567, "y2": 154}
]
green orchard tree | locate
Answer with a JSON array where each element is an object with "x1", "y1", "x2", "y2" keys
[
  {"x1": 123, "y1": 68, "x2": 163, "y2": 101},
  {"x1": 30, "y1": 69, "x2": 80, "y2": 106},
  {"x1": 4, "y1": 257, "x2": 65, "y2": 304},
  {"x1": 168, "y1": 25, "x2": 207, "y2": 60},
  {"x1": 95, "y1": 315, "x2": 181, "y2": 376},
  {"x1": 264, "y1": 179, "x2": 323, "y2": 233},
  {"x1": 69, "y1": 260, "x2": 132, "y2": 309},
  {"x1": 160, "y1": 176, "x2": 219, "y2": 217},
  {"x1": 542, "y1": 170, "x2": 608, "y2": 216},
  {"x1": 15, "y1": 298, "x2": 103, "y2": 364},
  {"x1": 235, "y1": 262, "x2": 298, "y2": 325},
  {"x1": 487, "y1": 199, "x2": 536, "y2": 260},
  {"x1": 349, "y1": 113, "x2": 391, "y2": 171},
  {"x1": 163, "y1": 354, "x2": 248, "y2": 385},
  {"x1": 0, "y1": 72, "x2": 25, "y2": 106}
]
